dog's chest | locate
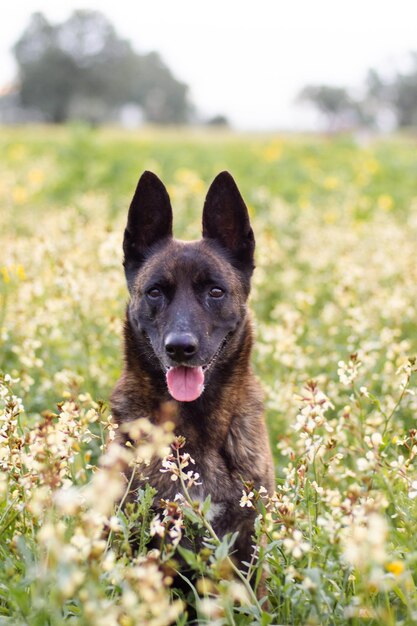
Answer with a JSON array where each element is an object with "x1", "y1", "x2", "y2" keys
[
  {"x1": 151, "y1": 448, "x2": 239, "y2": 525},
  {"x1": 186, "y1": 454, "x2": 239, "y2": 525}
]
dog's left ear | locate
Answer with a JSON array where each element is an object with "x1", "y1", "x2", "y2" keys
[{"x1": 202, "y1": 171, "x2": 255, "y2": 273}]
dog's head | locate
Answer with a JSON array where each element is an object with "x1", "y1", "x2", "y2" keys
[{"x1": 123, "y1": 171, "x2": 255, "y2": 402}]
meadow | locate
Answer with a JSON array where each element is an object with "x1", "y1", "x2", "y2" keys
[{"x1": 1, "y1": 125, "x2": 417, "y2": 625}]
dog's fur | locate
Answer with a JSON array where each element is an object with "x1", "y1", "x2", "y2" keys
[{"x1": 111, "y1": 170, "x2": 274, "y2": 566}]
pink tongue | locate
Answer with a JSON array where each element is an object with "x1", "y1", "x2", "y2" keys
[{"x1": 166, "y1": 366, "x2": 205, "y2": 402}]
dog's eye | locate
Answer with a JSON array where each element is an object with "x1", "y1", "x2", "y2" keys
[
  {"x1": 147, "y1": 287, "x2": 162, "y2": 299},
  {"x1": 209, "y1": 287, "x2": 225, "y2": 299}
]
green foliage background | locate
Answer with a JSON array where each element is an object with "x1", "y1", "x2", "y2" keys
[{"x1": 1, "y1": 126, "x2": 417, "y2": 625}]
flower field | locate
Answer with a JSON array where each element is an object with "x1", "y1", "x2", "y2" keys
[{"x1": 1, "y1": 125, "x2": 417, "y2": 625}]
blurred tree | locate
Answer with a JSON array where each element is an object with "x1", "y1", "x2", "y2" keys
[
  {"x1": 131, "y1": 52, "x2": 191, "y2": 124},
  {"x1": 356, "y1": 58, "x2": 417, "y2": 130},
  {"x1": 390, "y1": 53, "x2": 417, "y2": 127},
  {"x1": 206, "y1": 114, "x2": 230, "y2": 127},
  {"x1": 297, "y1": 85, "x2": 360, "y2": 132},
  {"x1": 298, "y1": 53, "x2": 417, "y2": 132},
  {"x1": 12, "y1": 10, "x2": 191, "y2": 124},
  {"x1": 353, "y1": 69, "x2": 393, "y2": 130}
]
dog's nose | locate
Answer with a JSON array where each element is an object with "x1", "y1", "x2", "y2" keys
[{"x1": 165, "y1": 332, "x2": 199, "y2": 362}]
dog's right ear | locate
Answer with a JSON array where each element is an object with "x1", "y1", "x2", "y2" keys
[{"x1": 123, "y1": 171, "x2": 173, "y2": 290}]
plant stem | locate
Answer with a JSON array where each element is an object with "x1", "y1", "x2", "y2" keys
[
  {"x1": 105, "y1": 464, "x2": 136, "y2": 553},
  {"x1": 175, "y1": 448, "x2": 262, "y2": 612}
]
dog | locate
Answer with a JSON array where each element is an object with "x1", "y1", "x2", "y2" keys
[{"x1": 111, "y1": 170, "x2": 274, "y2": 568}]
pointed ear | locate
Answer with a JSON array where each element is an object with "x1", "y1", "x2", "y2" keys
[
  {"x1": 202, "y1": 171, "x2": 255, "y2": 273},
  {"x1": 123, "y1": 171, "x2": 173, "y2": 289}
]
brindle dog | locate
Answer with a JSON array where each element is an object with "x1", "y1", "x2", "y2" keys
[{"x1": 111, "y1": 170, "x2": 274, "y2": 568}]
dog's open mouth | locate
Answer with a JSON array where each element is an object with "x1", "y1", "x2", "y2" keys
[
  {"x1": 166, "y1": 366, "x2": 204, "y2": 402},
  {"x1": 166, "y1": 334, "x2": 231, "y2": 402}
]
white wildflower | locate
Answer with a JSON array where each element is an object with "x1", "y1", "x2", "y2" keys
[
  {"x1": 239, "y1": 490, "x2": 254, "y2": 508},
  {"x1": 283, "y1": 529, "x2": 310, "y2": 559}
]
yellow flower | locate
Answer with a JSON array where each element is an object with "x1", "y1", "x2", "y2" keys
[
  {"x1": 323, "y1": 176, "x2": 339, "y2": 190},
  {"x1": 12, "y1": 186, "x2": 28, "y2": 205},
  {"x1": 378, "y1": 194, "x2": 394, "y2": 211},
  {"x1": 16, "y1": 264, "x2": 26, "y2": 281},
  {"x1": 386, "y1": 561, "x2": 404, "y2": 576},
  {"x1": 262, "y1": 142, "x2": 283, "y2": 162},
  {"x1": 1, "y1": 267, "x2": 10, "y2": 284},
  {"x1": 365, "y1": 158, "x2": 379, "y2": 174},
  {"x1": 174, "y1": 168, "x2": 204, "y2": 193},
  {"x1": 28, "y1": 168, "x2": 45, "y2": 186}
]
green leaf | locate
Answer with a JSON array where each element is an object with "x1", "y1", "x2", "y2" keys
[
  {"x1": 177, "y1": 545, "x2": 200, "y2": 569},
  {"x1": 201, "y1": 493, "x2": 212, "y2": 517}
]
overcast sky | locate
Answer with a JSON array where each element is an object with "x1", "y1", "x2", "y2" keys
[{"x1": 1, "y1": 0, "x2": 416, "y2": 129}]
